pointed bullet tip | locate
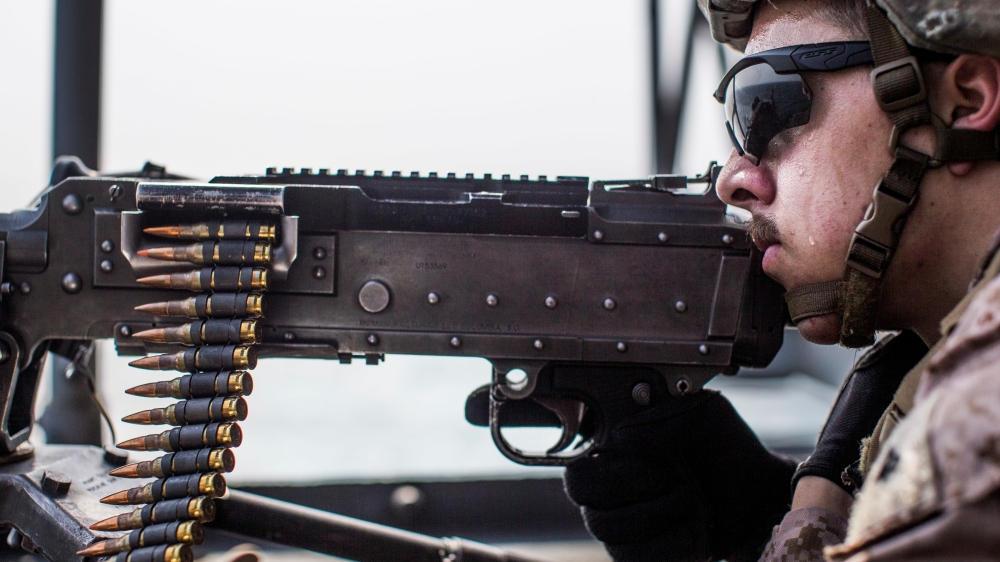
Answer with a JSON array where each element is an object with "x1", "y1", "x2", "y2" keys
[
  {"x1": 116, "y1": 436, "x2": 147, "y2": 450},
  {"x1": 137, "y1": 248, "x2": 149, "y2": 257},
  {"x1": 136, "y1": 274, "x2": 171, "y2": 288},
  {"x1": 121, "y1": 411, "x2": 153, "y2": 425},
  {"x1": 99, "y1": 490, "x2": 129, "y2": 505},
  {"x1": 134, "y1": 302, "x2": 161, "y2": 314},
  {"x1": 89, "y1": 515, "x2": 120, "y2": 531},
  {"x1": 76, "y1": 540, "x2": 114, "y2": 557},
  {"x1": 128, "y1": 356, "x2": 163, "y2": 370},
  {"x1": 109, "y1": 463, "x2": 140, "y2": 478},
  {"x1": 130, "y1": 328, "x2": 163, "y2": 343},
  {"x1": 144, "y1": 226, "x2": 180, "y2": 238},
  {"x1": 124, "y1": 382, "x2": 155, "y2": 397}
]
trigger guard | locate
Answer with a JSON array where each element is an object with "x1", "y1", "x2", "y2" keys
[
  {"x1": 532, "y1": 396, "x2": 585, "y2": 454},
  {"x1": 488, "y1": 391, "x2": 593, "y2": 466}
]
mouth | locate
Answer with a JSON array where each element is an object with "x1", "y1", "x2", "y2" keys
[
  {"x1": 746, "y1": 214, "x2": 780, "y2": 253},
  {"x1": 752, "y1": 233, "x2": 779, "y2": 252}
]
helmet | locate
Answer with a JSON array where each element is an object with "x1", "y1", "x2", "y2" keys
[
  {"x1": 699, "y1": 0, "x2": 1000, "y2": 58},
  {"x1": 700, "y1": 0, "x2": 1000, "y2": 347}
]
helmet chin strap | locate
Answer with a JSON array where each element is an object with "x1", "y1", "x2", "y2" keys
[{"x1": 784, "y1": 1, "x2": 1000, "y2": 348}]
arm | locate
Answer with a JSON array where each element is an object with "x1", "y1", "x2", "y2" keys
[{"x1": 761, "y1": 330, "x2": 928, "y2": 561}]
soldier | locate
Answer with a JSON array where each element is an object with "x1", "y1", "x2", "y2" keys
[{"x1": 563, "y1": 0, "x2": 1000, "y2": 560}]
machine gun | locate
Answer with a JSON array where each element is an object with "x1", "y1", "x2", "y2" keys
[{"x1": 0, "y1": 160, "x2": 785, "y2": 561}]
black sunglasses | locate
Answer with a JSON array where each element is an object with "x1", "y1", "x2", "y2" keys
[{"x1": 714, "y1": 42, "x2": 873, "y2": 165}]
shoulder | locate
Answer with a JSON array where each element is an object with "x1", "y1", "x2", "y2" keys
[{"x1": 827, "y1": 274, "x2": 1000, "y2": 559}]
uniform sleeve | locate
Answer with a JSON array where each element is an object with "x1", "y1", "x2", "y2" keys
[{"x1": 758, "y1": 507, "x2": 847, "y2": 562}]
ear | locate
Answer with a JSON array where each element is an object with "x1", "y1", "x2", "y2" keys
[{"x1": 934, "y1": 55, "x2": 1000, "y2": 176}]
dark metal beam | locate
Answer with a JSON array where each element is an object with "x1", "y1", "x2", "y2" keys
[
  {"x1": 53, "y1": 0, "x2": 103, "y2": 169},
  {"x1": 651, "y1": 0, "x2": 703, "y2": 174},
  {"x1": 212, "y1": 489, "x2": 551, "y2": 562}
]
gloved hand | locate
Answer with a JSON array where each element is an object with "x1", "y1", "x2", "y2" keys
[
  {"x1": 563, "y1": 390, "x2": 796, "y2": 562},
  {"x1": 792, "y1": 330, "x2": 927, "y2": 493}
]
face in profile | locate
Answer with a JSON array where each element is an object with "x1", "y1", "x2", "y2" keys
[{"x1": 714, "y1": 2, "x2": 893, "y2": 344}]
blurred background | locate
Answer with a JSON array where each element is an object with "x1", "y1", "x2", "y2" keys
[{"x1": 0, "y1": 1, "x2": 860, "y2": 560}]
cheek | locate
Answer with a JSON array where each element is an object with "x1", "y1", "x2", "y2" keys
[{"x1": 773, "y1": 83, "x2": 892, "y2": 249}]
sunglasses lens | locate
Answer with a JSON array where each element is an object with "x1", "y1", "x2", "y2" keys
[{"x1": 726, "y1": 63, "x2": 812, "y2": 164}]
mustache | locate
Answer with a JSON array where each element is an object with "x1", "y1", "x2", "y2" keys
[{"x1": 747, "y1": 214, "x2": 780, "y2": 245}]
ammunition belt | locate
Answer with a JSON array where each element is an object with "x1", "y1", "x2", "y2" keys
[{"x1": 81, "y1": 220, "x2": 274, "y2": 561}]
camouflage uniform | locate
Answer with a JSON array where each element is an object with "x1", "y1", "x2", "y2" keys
[
  {"x1": 762, "y1": 240, "x2": 1000, "y2": 560},
  {"x1": 696, "y1": 0, "x2": 1000, "y2": 560}
]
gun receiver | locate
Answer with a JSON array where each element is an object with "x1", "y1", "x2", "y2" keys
[{"x1": 0, "y1": 163, "x2": 784, "y2": 468}]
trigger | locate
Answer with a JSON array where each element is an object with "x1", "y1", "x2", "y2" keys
[{"x1": 533, "y1": 397, "x2": 586, "y2": 454}]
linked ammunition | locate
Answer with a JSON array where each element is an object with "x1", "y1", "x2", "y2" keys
[
  {"x1": 77, "y1": 521, "x2": 204, "y2": 556},
  {"x1": 123, "y1": 397, "x2": 248, "y2": 426},
  {"x1": 135, "y1": 293, "x2": 264, "y2": 319},
  {"x1": 90, "y1": 496, "x2": 215, "y2": 531},
  {"x1": 118, "y1": 422, "x2": 242, "y2": 452},
  {"x1": 112, "y1": 544, "x2": 193, "y2": 562},
  {"x1": 110, "y1": 447, "x2": 235, "y2": 479},
  {"x1": 144, "y1": 220, "x2": 276, "y2": 242},
  {"x1": 137, "y1": 267, "x2": 268, "y2": 292},
  {"x1": 101, "y1": 472, "x2": 226, "y2": 505},
  {"x1": 138, "y1": 240, "x2": 271, "y2": 266},
  {"x1": 128, "y1": 345, "x2": 257, "y2": 372},
  {"x1": 132, "y1": 319, "x2": 260, "y2": 346},
  {"x1": 126, "y1": 371, "x2": 252, "y2": 399}
]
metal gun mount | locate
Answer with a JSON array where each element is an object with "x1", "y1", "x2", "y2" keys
[{"x1": 0, "y1": 161, "x2": 785, "y2": 558}]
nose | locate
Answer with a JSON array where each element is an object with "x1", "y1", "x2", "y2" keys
[{"x1": 715, "y1": 149, "x2": 777, "y2": 210}]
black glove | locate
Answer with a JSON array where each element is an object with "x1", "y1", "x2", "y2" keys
[
  {"x1": 563, "y1": 390, "x2": 796, "y2": 562},
  {"x1": 792, "y1": 330, "x2": 927, "y2": 494}
]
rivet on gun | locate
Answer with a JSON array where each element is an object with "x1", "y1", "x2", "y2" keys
[
  {"x1": 450, "y1": 336, "x2": 462, "y2": 348},
  {"x1": 313, "y1": 247, "x2": 326, "y2": 260},
  {"x1": 108, "y1": 184, "x2": 121, "y2": 200},
  {"x1": 593, "y1": 230, "x2": 604, "y2": 241},
  {"x1": 19, "y1": 282, "x2": 30, "y2": 294},
  {"x1": 658, "y1": 232, "x2": 669, "y2": 243},
  {"x1": 119, "y1": 325, "x2": 132, "y2": 338},
  {"x1": 603, "y1": 298, "x2": 616, "y2": 311},
  {"x1": 61, "y1": 272, "x2": 82, "y2": 294},
  {"x1": 100, "y1": 239, "x2": 115, "y2": 253},
  {"x1": 427, "y1": 292, "x2": 440, "y2": 305},
  {"x1": 675, "y1": 301, "x2": 688, "y2": 313},
  {"x1": 632, "y1": 383, "x2": 651, "y2": 405},
  {"x1": 533, "y1": 339, "x2": 544, "y2": 351},
  {"x1": 313, "y1": 266, "x2": 327, "y2": 279},
  {"x1": 284, "y1": 332, "x2": 295, "y2": 341},
  {"x1": 367, "y1": 334, "x2": 379, "y2": 346},
  {"x1": 676, "y1": 378, "x2": 691, "y2": 395},
  {"x1": 722, "y1": 234, "x2": 734, "y2": 245},
  {"x1": 698, "y1": 344, "x2": 710, "y2": 355},
  {"x1": 616, "y1": 342, "x2": 627, "y2": 353},
  {"x1": 100, "y1": 259, "x2": 114, "y2": 273},
  {"x1": 486, "y1": 294, "x2": 499, "y2": 307},
  {"x1": 0, "y1": 283, "x2": 12, "y2": 295},
  {"x1": 545, "y1": 296, "x2": 557, "y2": 309},
  {"x1": 62, "y1": 194, "x2": 83, "y2": 215}
]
